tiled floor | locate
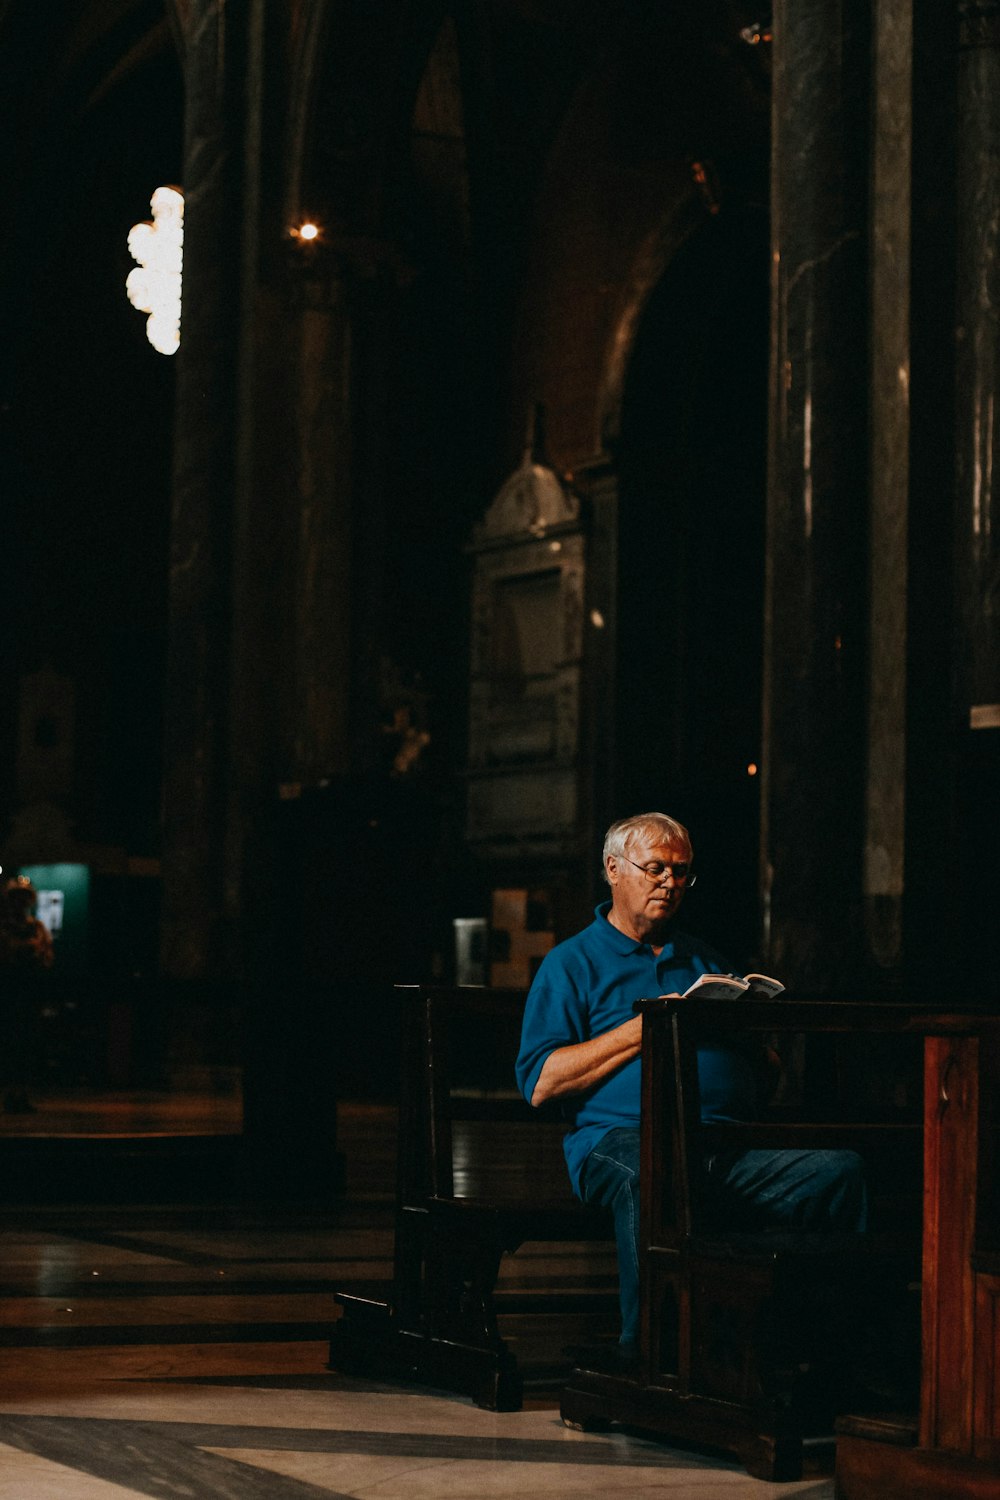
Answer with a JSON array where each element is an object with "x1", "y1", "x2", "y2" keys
[{"x1": 0, "y1": 1100, "x2": 836, "y2": 1498}]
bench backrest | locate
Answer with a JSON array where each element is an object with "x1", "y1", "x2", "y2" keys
[{"x1": 394, "y1": 984, "x2": 579, "y2": 1206}]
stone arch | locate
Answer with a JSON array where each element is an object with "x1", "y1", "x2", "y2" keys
[
  {"x1": 288, "y1": 0, "x2": 454, "y2": 242},
  {"x1": 613, "y1": 199, "x2": 770, "y2": 962},
  {"x1": 596, "y1": 196, "x2": 711, "y2": 454},
  {"x1": 506, "y1": 10, "x2": 768, "y2": 477}
]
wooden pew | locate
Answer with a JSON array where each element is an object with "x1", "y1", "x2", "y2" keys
[
  {"x1": 329, "y1": 984, "x2": 614, "y2": 1410},
  {"x1": 835, "y1": 1015, "x2": 1000, "y2": 1500},
  {"x1": 561, "y1": 997, "x2": 944, "y2": 1481}
]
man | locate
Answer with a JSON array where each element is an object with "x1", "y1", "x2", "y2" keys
[{"x1": 515, "y1": 811, "x2": 867, "y2": 1356}]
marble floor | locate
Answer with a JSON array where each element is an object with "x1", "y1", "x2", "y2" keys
[{"x1": 0, "y1": 1101, "x2": 836, "y2": 1499}]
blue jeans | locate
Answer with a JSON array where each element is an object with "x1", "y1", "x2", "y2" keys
[
  {"x1": 581, "y1": 1128, "x2": 643, "y2": 1347},
  {"x1": 580, "y1": 1126, "x2": 868, "y2": 1347}
]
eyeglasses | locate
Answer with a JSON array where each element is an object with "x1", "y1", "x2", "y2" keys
[{"x1": 618, "y1": 854, "x2": 697, "y2": 888}]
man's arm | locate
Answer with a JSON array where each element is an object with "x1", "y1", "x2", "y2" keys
[{"x1": 530, "y1": 1014, "x2": 643, "y2": 1106}]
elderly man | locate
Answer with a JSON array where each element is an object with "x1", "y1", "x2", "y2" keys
[{"x1": 515, "y1": 811, "x2": 867, "y2": 1357}]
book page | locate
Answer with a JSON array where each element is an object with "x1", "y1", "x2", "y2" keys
[
  {"x1": 682, "y1": 973, "x2": 748, "y2": 998},
  {"x1": 742, "y1": 973, "x2": 785, "y2": 997}
]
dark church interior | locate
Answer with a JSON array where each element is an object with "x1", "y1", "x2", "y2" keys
[{"x1": 0, "y1": 3, "x2": 998, "y2": 1496}]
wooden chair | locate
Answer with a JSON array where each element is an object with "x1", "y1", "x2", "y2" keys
[
  {"x1": 562, "y1": 997, "x2": 929, "y2": 1480},
  {"x1": 329, "y1": 984, "x2": 614, "y2": 1410}
]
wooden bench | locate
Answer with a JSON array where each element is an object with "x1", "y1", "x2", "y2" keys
[
  {"x1": 328, "y1": 984, "x2": 614, "y2": 1410},
  {"x1": 562, "y1": 996, "x2": 935, "y2": 1481},
  {"x1": 836, "y1": 1016, "x2": 1000, "y2": 1500}
]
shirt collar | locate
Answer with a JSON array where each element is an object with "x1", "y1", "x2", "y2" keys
[{"x1": 593, "y1": 899, "x2": 683, "y2": 958}]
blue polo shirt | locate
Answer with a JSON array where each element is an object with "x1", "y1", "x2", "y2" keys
[{"x1": 515, "y1": 902, "x2": 758, "y2": 1195}]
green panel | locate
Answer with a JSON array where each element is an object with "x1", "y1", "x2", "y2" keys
[{"x1": 18, "y1": 863, "x2": 90, "y2": 974}]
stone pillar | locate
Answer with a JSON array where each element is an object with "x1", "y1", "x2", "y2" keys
[
  {"x1": 221, "y1": 251, "x2": 358, "y2": 959},
  {"x1": 161, "y1": 0, "x2": 246, "y2": 978},
  {"x1": 573, "y1": 453, "x2": 619, "y2": 919},
  {"x1": 952, "y1": 1, "x2": 1000, "y2": 971},
  {"x1": 290, "y1": 272, "x2": 355, "y2": 784},
  {"x1": 865, "y1": 1, "x2": 912, "y2": 977},
  {"x1": 761, "y1": 2, "x2": 871, "y2": 989},
  {"x1": 214, "y1": 1, "x2": 355, "y2": 1189},
  {"x1": 903, "y1": 2, "x2": 959, "y2": 982},
  {"x1": 955, "y1": 3, "x2": 1000, "y2": 719}
]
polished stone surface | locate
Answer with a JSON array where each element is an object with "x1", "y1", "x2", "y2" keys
[
  {"x1": 956, "y1": 1, "x2": 1000, "y2": 711},
  {"x1": 865, "y1": 0, "x2": 912, "y2": 975},
  {"x1": 0, "y1": 1101, "x2": 835, "y2": 1496},
  {"x1": 763, "y1": 0, "x2": 871, "y2": 989}
]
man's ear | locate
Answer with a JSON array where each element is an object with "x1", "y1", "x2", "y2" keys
[{"x1": 605, "y1": 856, "x2": 620, "y2": 887}]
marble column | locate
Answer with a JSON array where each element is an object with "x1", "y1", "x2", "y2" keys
[
  {"x1": 952, "y1": 1, "x2": 1000, "y2": 974},
  {"x1": 161, "y1": 0, "x2": 246, "y2": 978},
  {"x1": 955, "y1": 1, "x2": 1000, "y2": 720},
  {"x1": 223, "y1": 5, "x2": 352, "y2": 1192},
  {"x1": 573, "y1": 454, "x2": 619, "y2": 922},
  {"x1": 761, "y1": 1, "x2": 871, "y2": 989},
  {"x1": 901, "y1": 1, "x2": 960, "y2": 983},
  {"x1": 865, "y1": 1, "x2": 912, "y2": 976},
  {"x1": 221, "y1": 0, "x2": 356, "y2": 981}
]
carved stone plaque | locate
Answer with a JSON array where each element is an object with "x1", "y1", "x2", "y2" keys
[{"x1": 465, "y1": 450, "x2": 587, "y2": 857}]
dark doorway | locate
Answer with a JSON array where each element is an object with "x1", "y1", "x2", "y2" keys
[{"x1": 615, "y1": 206, "x2": 769, "y2": 968}]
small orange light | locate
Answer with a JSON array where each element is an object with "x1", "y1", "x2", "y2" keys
[
  {"x1": 298, "y1": 222, "x2": 319, "y2": 241},
  {"x1": 747, "y1": 763, "x2": 758, "y2": 777}
]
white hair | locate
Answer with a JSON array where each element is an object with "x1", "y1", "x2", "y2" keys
[{"x1": 602, "y1": 812, "x2": 692, "y2": 883}]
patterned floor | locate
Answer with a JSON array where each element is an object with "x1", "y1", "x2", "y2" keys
[{"x1": 0, "y1": 1100, "x2": 836, "y2": 1498}]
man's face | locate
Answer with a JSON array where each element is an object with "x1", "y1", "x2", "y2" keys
[{"x1": 606, "y1": 837, "x2": 692, "y2": 943}]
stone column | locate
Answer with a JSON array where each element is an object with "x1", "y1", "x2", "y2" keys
[
  {"x1": 290, "y1": 273, "x2": 355, "y2": 785},
  {"x1": 222, "y1": 3, "x2": 353, "y2": 1193},
  {"x1": 761, "y1": 2, "x2": 871, "y2": 989},
  {"x1": 902, "y1": 2, "x2": 959, "y2": 982},
  {"x1": 952, "y1": 1, "x2": 1000, "y2": 970},
  {"x1": 573, "y1": 453, "x2": 619, "y2": 919},
  {"x1": 865, "y1": 0, "x2": 912, "y2": 977},
  {"x1": 160, "y1": 0, "x2": 246, "y2": 978},
  {"x1": 955, "y1": 2, "x2": 1000, "y2": 720},
  {"x1": 222, "y1": 0, "x2": 357, "y2": 979}
]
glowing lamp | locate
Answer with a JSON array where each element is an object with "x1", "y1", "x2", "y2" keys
[{"x1": 126, "y1": 185, "x2": 184, "y2": 355}]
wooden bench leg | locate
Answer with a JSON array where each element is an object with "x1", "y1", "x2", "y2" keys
[
  {"x1": 423, "y1": 1220, "x2": 506, "y2": 1346},
  {"x1": 332, "y1": 1213, "x2": 529, "y2": 1410}
]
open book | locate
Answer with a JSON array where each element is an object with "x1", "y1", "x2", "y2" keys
[{"x1": 679, "y1": 972, "x2": 785, "y2": 1000}]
